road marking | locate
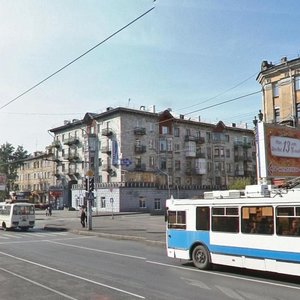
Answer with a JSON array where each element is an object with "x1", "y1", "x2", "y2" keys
[
  {"x1": 180, "y1": 277, "x2": 211, "y2": 290},
  {"x1": 146, "y1": 260, "x2": 300, "y2": 291},
  {"x1": 215, "y1": 286, "x2": 245, "y2": 300},
  {"x1": 1, "y1": 234, "x2": 22, "y2": 239},
  {"x1": 47, "y1": 240, "x2": 146, "y2": 260},
  {"x1": 0, "y1": 251, "x2": 145, "y2": 299},
  {"x1": 0, "y1": 267, "x2": 79, "y2": 300}
]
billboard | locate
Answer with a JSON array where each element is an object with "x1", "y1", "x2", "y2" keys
[{"x1": 256, "y1": 123, "x2": 300, "y2": 178}]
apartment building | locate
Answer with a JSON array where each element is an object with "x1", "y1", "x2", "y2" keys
[
  {"x1": 257, "y1": 56, "x2": 300, "y2": 126},
  {"x1": 15, "y1": 150, "x2": 56, "y2": 204},
  {"x1": 49, "y1": 106, "x2": 256, "y2": 213}
]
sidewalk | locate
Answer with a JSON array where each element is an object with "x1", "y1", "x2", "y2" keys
[{"x1": 37, "y1": 209, "x2": 166, "y2": 247}]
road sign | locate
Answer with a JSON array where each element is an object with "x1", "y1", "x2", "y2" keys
[
  {"x1": 85, "y1": 169, "x2": 94, "y2": 177},
  {"x1": 120, "y1": 158, "x2": 132, "y2": 167}
]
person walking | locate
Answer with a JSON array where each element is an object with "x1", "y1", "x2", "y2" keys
[{"x1": 80, "y1": 208, "x2": 86, "y2": 228}]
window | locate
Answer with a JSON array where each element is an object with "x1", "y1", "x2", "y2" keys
[
  {"x1": 273, "y1": 82, "x2": 279, "y2": 97},
  {"x1": 149, "y1": 139, "x2": 154, "y2": 149},
  {"x1": 174, "y1": 144, "x2": 180, "y2": 152},
  {"x1": 175, "y1": 160, "x2": 181, "y2": 170},
  {"x1": 212, "y1": 207, "x2": 239, "y2": 233},
  {"x1": 274, "y1": 107, "x2": 280, "y2": 123},
  {"x1": 149, "y1": 123, "x2": 154, "y2": 132},
  {"x1": 207, "y1": 147, "x2": 212, "y2": 159},
  {"x1": 241, "y1": 206, "x2": 274, "y2": 235},
  {"x1": 206, "y1": 132, "x2": 211, "y2": 143},
  {"x1": 159, "y1": 140, "x2": 167, "y2": 151},
  {"x1": 226, "y1": 149, "x2": 230, "y2": 158},
  {"x1": 295, "y1": 76, "x2": 300, "y2": 90},
  {"x1": 167, "y1": 210, "x2": 186, "y2": 229},
  {"x1": 276, "y1": 206, "x2": 300, "y2": 236},
  {"x1": 139, "y1": 197, "x2": 146, "y2": 208},
  {"x1": 162, "y1": 126, "x2": 169, "y2": 134},
  {"x1": 101, "y1": 197, "x2": 106, "y2": 208},
  {"x1": 196, "y1": 207, "x2": 210, "y2": 230},
  {"x1": 174, "y1": 127, "x2": 180, "y2": 137},
  {"x1": 167, "y1": 138, "x2": 173, "y2": 151},
  {"x1": 160, "y1": 159, "x2": 166, "y2": 170},
  {"x1": 149, "y1": 156, "x2": 155, "y2": 168},
  {"x1": 154, "y1": 199, "x2": 161, "y2": 210},
  {"x1": 296, "y1": 103, "x2": 300, "y2": 125}
]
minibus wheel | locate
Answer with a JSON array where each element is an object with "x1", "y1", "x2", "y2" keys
[{"x1": 192, "y1": 245, "x2": 211, "y2": 270}]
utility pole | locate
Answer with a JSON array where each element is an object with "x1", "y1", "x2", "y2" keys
[{"x1": 85, "y1": 171, "x2": 94, "y2": 230}]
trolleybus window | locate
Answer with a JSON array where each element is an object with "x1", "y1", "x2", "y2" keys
[
  {"x1": 168, "y1": 210, "x2": 186, "y2": 229},
  {"x1": 276, "y1": 206, "x2": 300, "y2": 236},
  {"x1": 196, "y1": 206, "x2": 209, "y2": 230},
  {"x1": 241, "y1": 206, "x2": 274, "y2": 235},
  {"x1": 212, "y1": 206, "x2": 239, "y2": 233}
]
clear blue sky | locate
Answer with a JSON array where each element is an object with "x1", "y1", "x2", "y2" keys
[{"x1": 0, "y1": 0, "x2": 299, "y2": 153}]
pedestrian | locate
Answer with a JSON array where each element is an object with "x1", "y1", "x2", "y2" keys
[
  {"x1": 45, "y1": 207, "x2": 49, "y2": 216},
  {"x1": 80, "y1": 208, "x2": 86, "y2": 228},
  {"x1": 48, "y1": 205, "x2": 52, "y2": 216}
]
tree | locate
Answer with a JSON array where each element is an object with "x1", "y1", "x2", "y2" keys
[
  {"x1": 228, "y1": 177, "x2": 252, "y2": 190},
  {"x1": 0, "y1": 143, "x2": 29, "y2": 199}
]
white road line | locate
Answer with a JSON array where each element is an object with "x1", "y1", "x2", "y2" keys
[
  {"x1": 47, "y1": 240, "x2": 146, "y2": 260},
  {"x1": 180, "y1": 277, "x2": 211, "y2": 290},
  {"x1": 215, "y1": 286, "x2": 245, "y2": 300},
  {"x1": 0, "y1": 251, "x2": 145, "y2": 299},
  {"x1": 146, "y1": 260, "x2": 300, "y2": 291},
  {"x1": 0, "y1": 236, "x2": 9, "y2": 239},
  {"x1": 0, "y1": 267, "x2": 79, "y2": 300}
]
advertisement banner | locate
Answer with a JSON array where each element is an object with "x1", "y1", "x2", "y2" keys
[{"x1": 260, "y1": 123, "x2": 300, "y2": 177}]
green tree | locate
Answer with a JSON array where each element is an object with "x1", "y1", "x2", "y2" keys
[
  {"x1": 228, "y1": 177, "x2": 252, "y2": 190},
  {"x1": 0, "y1": 143, "x2": 29, "y2": 199}
]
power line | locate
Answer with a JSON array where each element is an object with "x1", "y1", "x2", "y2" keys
[
  {"x1": 0, "y1": 6, "x2": 155, "y2": 111},
  {"x1": 176, "y1": 72, "x2": 258, "y2": 112},
  {"x1": 184, "y1": 90, "x2": 261, "y2": 116}
]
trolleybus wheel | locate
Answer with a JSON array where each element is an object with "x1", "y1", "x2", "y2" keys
[{"x1": 192, "y1": 245, "x2": 211, "y2": 270}]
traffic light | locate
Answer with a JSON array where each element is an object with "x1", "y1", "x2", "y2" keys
[
  {"x1": 85, "y1": 178, "x2": 88, "y2": 191},
  {"x1": 89, "y1": 177, "x2": 94, "y2": 192}
]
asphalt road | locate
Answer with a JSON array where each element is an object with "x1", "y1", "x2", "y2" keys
[{"x1": 0, "y1": 228, "x2": 300, "y2": 300}]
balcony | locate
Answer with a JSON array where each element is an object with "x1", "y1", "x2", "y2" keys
[
  {"x1": 63, "y1": 137, "x2": 79, "y2": 146},
  {"x1": 196, "y1": 151, "x2": 206, "y2": 158},
  {"x1": 68, "y1": 153, "x2": 81, "y2": 162},
  {"x1": 184, "y1": 135, "x2": 197, "y2": 142},
  {"x1": 196, "y1": 137, "x2": 205, "y2": 144},
  {"x1": 234, "y1": 140, "x2": 252, "y2": 148},
  {"x1": 134, "y1": 163, "x2": 146, "y2": 171},
  {"x1": 102, "y1": 163, "x2": 112, "y2": 172},
  {"x1": 134, "y1": 127, "x2": 146, "y2": 135},
  {"x1": 235, "y1": 170, "x2": 244, "y2": 176},
  {"x1": 134, "y1": 145, "x2": 146, "y2": 154},
  {"x1": 101, "y1": 146, "x2": 111, "y2": 154},
  {"x1": 51, "y1": 140, "x2": 61, "y2": 148},
  {"x1": 101, "y1": 128, "x2": 113, "y2": 137}
]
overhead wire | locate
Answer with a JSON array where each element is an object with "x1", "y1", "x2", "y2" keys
[{"x1": 0, "y1": 6, "x2": 155, "y2": 111}]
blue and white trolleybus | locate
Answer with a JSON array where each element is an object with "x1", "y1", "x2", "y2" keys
[{"x1": 166, "y1": 184, "x2": 300, "y2": 276}]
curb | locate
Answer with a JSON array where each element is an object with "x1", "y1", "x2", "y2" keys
[{"x1": 69, "y1": 229, "x2": 166, "y2": 247}]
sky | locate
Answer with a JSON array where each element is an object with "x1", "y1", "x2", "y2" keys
[{"x1": 0, "y1": 0, "x2": 300, "y2": 154}]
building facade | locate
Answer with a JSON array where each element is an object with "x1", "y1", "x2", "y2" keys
[
  {"x1": 15, "y1": 150, "x2": 56, "y2": 205},
  {"x1": 49, "y1": 106, "x2": 256, "y2": 213},
  {"x1": 257, "y1": 56, "x2": 300, "y2": 126}
]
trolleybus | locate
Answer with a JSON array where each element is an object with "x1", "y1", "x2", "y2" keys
[
  {"x1": 0, "y1": 201, "x2": 35, "y2": 231},
  {"x1": 166, "y1": 185, "x2": 300, "y2": 276}
]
